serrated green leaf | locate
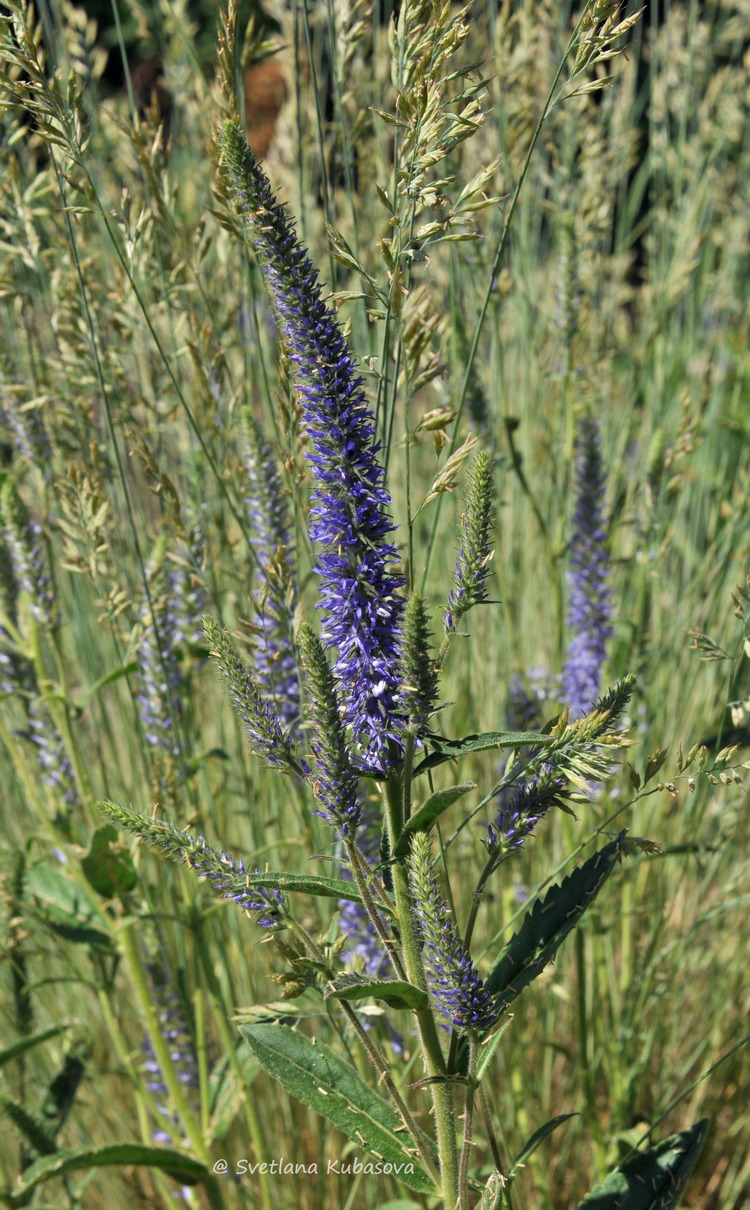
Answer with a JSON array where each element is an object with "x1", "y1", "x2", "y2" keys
[
  {"x1": 414, "y1": 731, "x2": 542, "y2": 775},
  {"x1": 477, "y1": 1171, "x2": 505, "y2": 1210},
  {"x1": 484, "y1": 833, "x2": 627, "y2": 1007},
  {"x1": 238, "y1": 1024, "x2": 437, "y2": 1194},
  {"x1": 324, "y1": 974, "x2": 428, "y2": 1011},
  {"x1": 578, "y1": 1120, "x2": 708, "y2": 1210},
  {"x1": 0, "y1": 1094, "x2": 57, "y2": 1156},
  {"x1": 510, "y1": 1114, "x2": 577, "y2": 1175},
  {"x1": 25, "y1": 864, "x2": 115, "y2": 954},
  {"x1": 393, "y1": 783, "x2": 476, "y2": 857},
  {"x1": 0, "y1": 1026, "x2": 68, "y2": 1069},
  {"x1": 241, "y1": 872, "x2": 365, "y2": 903},
  {"x1": 13, "y1": 1144, "x2": 209, "y2": 1196}
]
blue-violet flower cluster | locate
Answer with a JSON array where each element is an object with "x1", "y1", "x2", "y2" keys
[
  {"x1": 220, "y1": 121, "x2": 404, "y2": 772},
  {"x1": 136, "y1": 529, "x2": 207, "y2": 762},
  {"x1": 408, "y1": 832, "x2": 496, "y2": 1033},
  {"x1": 99, "y1": 803, "x2": 285, "y2": 927}
]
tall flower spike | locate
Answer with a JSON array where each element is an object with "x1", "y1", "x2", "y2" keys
[
  {"x1": 445, "y1": 450, "x2": 496, "y2": 633},
  {"x1": 298, "y1": 624, "x2": 361, "y2": 836},
  {"x1": 25, "y1": 699, "x2": 79, "y2": 810},
  {"x1": 408, "y1": 832, "x2": 496, "y2": 1034},
  {"x1": 220, "y1": 121, "x2": 405, "y2": 772},
  {"x1": 136, "y1": 532, "x2": 208, "y2": 795},
  {"x1": 203, "y1": 616, "x2": 305, "y2": 775},
  {"x1": 0, "y1": 380, "x2": 51, "y2": 480},
  {"x1": 165, "y1": 525, "x2": 209, "y2": 649},
  {"x1": 400, "y1": 592, "x2": 439, "y2": 737},
  {"x1": 562, "y1": 417, "x2": 613, "y2": 718},
  {"x1": 242, "y1": 410, "x2": 301, "y2": 731},
  {"x1": 0, "y1": 477, "x2": 56, "y2": 627},
  {"x1": 142, "y1": 953, "x2": 199, "y2": 1163},
  {"x1": 0, "y1": 529, "x2": 30, "y2": 696},
  {"x1": 99, "y1": 802, "x2": 286, "y2": 928}
]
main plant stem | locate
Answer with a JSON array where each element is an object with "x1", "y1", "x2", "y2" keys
[
  {"x1": 384, "y1": 774, "x2": 459, "y2": 1209},
  {"x1": 287, "y1": 917, "x2": 440, "y2": 1186}
]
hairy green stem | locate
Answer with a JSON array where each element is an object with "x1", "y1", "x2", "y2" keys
[
  {"x1": 344, "y1": 838, "x2": 406, "y2": 981},
  {"x1": 384, "y1": 776, "x2": 459, "y2": 1208},
  {"x1": 286, "y1": 917, "x2": 440, "y2": 1185},
  {"x1": 458, "y1": 1036, "x2": 479, "y2": 1209}
]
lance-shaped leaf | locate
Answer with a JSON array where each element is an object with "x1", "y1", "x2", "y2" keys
[
  {"x1": 414, "y1": 731, "x2": 543, "y2": 775},
  {"x1": 238, "y1": 1024, "x2": 437, "y2": 1194},
  {"x1": 324, "y1": 974, "x2": 429, "y2": 1011},
  {"x1": 10, "y1": 1144, "x2": 209, "y2": 1198},
  {"x1": 242, "y1": 871, "x2": 366, "y2": 903},
  {"x1": 510, "y1": 1114, "x2": 577, "y2": 1178},
  {"x1": 578, "y1": 1119, "x2": 708, "y2": 1210},
  {"x1": 0, "y1": 1026, "x2": 69, "y2": 1069},
  {"x1": 393, "y1": 782, "x2": 476, "y2": 857},
  {"x1": 484, "y1": 832, "x2": 627, "y2": 1005}
]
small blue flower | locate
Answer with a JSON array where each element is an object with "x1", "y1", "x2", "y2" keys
[
  {"x1": 488, "y1": 768, "x2": 566, "y2": 854},
  {"x1": 106, "y1": 807, "x2": 286, "y2": 927}
]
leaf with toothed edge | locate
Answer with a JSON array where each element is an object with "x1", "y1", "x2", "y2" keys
[
  {"x1": 324, "y1": 974, "x2": 429, "y2": 1011},
  {"x1": 238, "y1": 1024, "x2": 437, "y2": 1193},
  {"x1": 483, "y1": 832, "x2": 628, "y2": 1009},
  {"x1": 577, "y1": 1120, "x2": 708, "y2": 1209},
  {"x1": 414, "y1": 730, "x2": 543, "y2": 775}
]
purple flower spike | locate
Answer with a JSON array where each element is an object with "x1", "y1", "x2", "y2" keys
[
  {"x1": 100, "y1": 802, "x2": 286, "y2": 928},
  {"x1": 242, "y1": 411, "x2": 301, "y2": 732},
  {"x1": 220, "y1": 121, "x2": 404, "y2": 773},
  {"x1": 487, "y1": 768, "x2": 567, "y2": 854},
  {"x1": 562, "y1": 418, "x2": 613, "y2": 718},
  {"x1": 409, "y1": 832, "x2": 496, "y2": 1034}
]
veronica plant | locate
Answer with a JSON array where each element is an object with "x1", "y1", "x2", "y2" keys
[
  {"x1": 135, "y1": 527, "x2": 208, "y2": 802},
  {"x1": 98, "y1": 99, "x2": 710, "y2": 1207},
  {"x1": 562, "y1": 416, "x2": 613, "y2": 718},
  {"x1": 241, "y1": 410, "x2": 301, "y2": 731}
]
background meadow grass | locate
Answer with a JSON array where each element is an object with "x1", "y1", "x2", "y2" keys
[{"x1": 0, "y1": 0, "x2": 749, "y2": 1206}]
